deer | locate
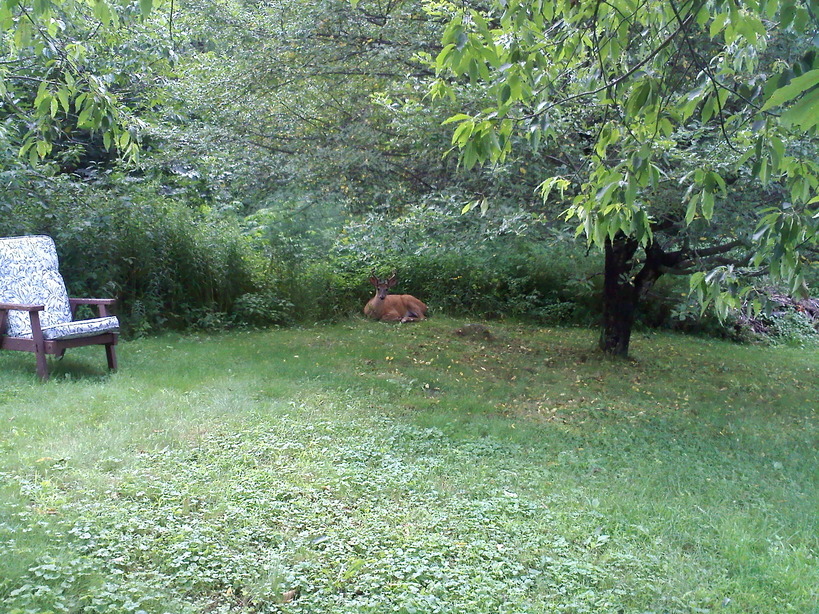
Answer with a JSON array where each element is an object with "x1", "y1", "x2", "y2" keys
[{"x1": 364, "y1": 271, "x2": 428, "y2": 323}]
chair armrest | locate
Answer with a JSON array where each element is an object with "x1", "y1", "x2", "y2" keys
[
  {"x1": 69, "y1": 298, "x2": 117, "y2": 318},
  {"x1": 0, "y1": 302, "x2": 45, "y2": 312},
  {"x1": 0, "y1": 303, "x2": 45, "y2": 338}
]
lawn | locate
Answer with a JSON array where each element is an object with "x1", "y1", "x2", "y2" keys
[{"x1": 1, "y1": 317, "x2": 817, "y2": 613}]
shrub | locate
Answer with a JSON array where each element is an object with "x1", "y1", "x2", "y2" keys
[
  {"x1": 314, "y1": 207, "x2": 601, "y2": 325},
  {"x1": 232, "y1": 291, "x2": 295, "y2": 327},
  {"x1": 763, "y1": 310, "x2": 819, "y2": 347},
  {"x1": 6, "y1": 178, "x2": 777, "y2": 339},
  {"x1": 1, "y1": 175, "x2": 267, "y2": 336}
]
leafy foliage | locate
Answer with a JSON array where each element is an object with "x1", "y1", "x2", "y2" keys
[
  {"x1": 153, "y1": 0, "x2": 447, "y2": 212},
  {"x1": 0, "y1": 171, "x2": 266, "y2": 335},
  {"x1": 432, "y1": 0, "x2": 819, "y2": 354},
  {"x1": 0, "y1": 0, "x2": 163, "y2": 169},
  {"x1": 3, "y1": 0, "x2": 816, "y2": 346}
]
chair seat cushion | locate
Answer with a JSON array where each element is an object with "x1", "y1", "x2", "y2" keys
[{"x1": 40, "y1": 316, "x2": 120, "y2": 340}]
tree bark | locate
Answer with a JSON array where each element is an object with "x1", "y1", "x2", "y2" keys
[
  {"x1": 599, "y1": 235, "x2": 640, "y2": 357},
  {"x1": 598, "y1": 227, "x2": 747, "y2": 356},
  {"x1": 599, "y1": 236, "x2": 691, "y2": 356}
]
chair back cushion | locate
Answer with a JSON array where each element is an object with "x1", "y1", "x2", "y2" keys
[{"x1": 0, "y1": 235, "x2": 73, "y2": 337}]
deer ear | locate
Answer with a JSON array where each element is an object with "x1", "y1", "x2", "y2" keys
[
  {"x1": 387, "y1": 275, "x2": 398, "y2": 288},
  {"x1": 369, "y1": 276, "x2": 379, "y2": 286}
]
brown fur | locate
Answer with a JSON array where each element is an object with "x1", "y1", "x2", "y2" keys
[{"x1": 364, "y1": 272, "x2": 428, "y2": 323}]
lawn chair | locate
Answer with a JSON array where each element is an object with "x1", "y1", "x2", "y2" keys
[{"x1": 0, "y1": 235, "x2": 120, "y2": 380}]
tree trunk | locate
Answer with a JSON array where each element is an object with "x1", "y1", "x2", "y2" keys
[
  {"x1": 599, "y1": 236, "x2": 639, "y2": 357},
  {"x1": 599, "y1": 237, "x2": 675, "y2": 357}
]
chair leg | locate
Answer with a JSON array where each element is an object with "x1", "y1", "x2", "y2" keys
[
  {"x1": 106, "y1": 344, "x2": 118, "y2": 371},
  {"x1": 29, "y1": 311, "x2": 49, "y2": 381},
  {"x1": 35, "y1": 345, "x2": 49, "y2": 381}
]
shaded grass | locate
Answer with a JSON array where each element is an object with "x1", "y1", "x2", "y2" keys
[{"x1": 0, "y1": 317, "x2": 817, "y2": 613}]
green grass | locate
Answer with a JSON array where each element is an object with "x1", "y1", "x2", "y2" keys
[{"x1": 1, "y1": 317, "x2": 817, "y2": 613}]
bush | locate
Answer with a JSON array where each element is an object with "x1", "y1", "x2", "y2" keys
[
  {"x1": 762, "y1": 310, "x2": 819, "y2": 347},
  {"x1": 244, "y1": 202, "x2": 715, "y2": 329},
  {"x1": 232, "y1": 291, "x2": 295, "y2": 327},
  {"x1": 1, "y1": 174, "x2": 268, "y2": 336},
  {"x1": 6, "y1": 178, "x2": 776, "y2": 340},
  {"x1": 296, "y1": 205, "x2": 603, "y2": 325}
]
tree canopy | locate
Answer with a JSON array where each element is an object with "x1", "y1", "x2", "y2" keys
[
  {"x1": 431, "y1": 0, "x2": 819, "y2": 354},
  {"x1": 0, "y1": 0, "x2": 165, "y2": 162}
]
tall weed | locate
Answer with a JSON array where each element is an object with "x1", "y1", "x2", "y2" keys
[{"x1": 1, "y1": 176, "x2": 265, "y2": 335}]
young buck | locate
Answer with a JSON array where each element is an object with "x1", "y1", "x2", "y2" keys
[{"x1": 364, "y1": 272, "x2": 428, "y2": 323}]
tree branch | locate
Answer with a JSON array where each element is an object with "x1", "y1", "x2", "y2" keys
[{"x1": 532, "y1": 7, "x2": 697, "y2": 118}]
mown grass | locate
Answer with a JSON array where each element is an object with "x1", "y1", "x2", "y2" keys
[{"x1": 1, "y1": 317, "x2": 817, "y2": 613}]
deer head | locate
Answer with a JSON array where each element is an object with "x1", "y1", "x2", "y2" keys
[{"x1": 369, "y1": 270, "x2": 398, "y2": 301}]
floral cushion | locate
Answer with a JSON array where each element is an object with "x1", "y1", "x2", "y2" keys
[
  {"x1": 40, "y1": 316, "x2": 120, "y2": 340},
  {"x1": 0, "y1": 235, "x2": 119, "y2": 340}
]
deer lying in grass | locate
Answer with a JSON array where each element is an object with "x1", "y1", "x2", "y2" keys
[{"x1": 364, "y1": 271, "x2": 428, "y2": 323}]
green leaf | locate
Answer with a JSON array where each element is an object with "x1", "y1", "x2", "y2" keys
[
  {"x1": 57, "y1": 88, "x2": 71, "y2": 114},
  {"x1": 0, "y1": 6, "x2": 11, "y2": 30},
  {"x1": 77, "y1": 104, "x2": 94, "y2": 128},
  {"x1": 780, "y1": 86, "x2": 819, "y2": 130},
  {"x1": 435, "y1": 44, "x2": 456, "y2": 69},
  {"x1": 625, "y1": 174, "x2": 638, "y2": 205},
  {"x1": 452, "y1": 119, "x2": 474, "y2": 146},
  {"x1": 761, "y1": 69, "x2": 819, "y2": 111},
  {"x1": 758, "y1": 157, "x2": 770, "y2": 184},
  {"x1": 94, "y1": 0, "x2": 112, "y2": 27},
  {"x1": 442, "y1": 113, "x2": 472, "y2": 126},
  {"x1": 140, "y1": 0, "x2": 153, "y2": 17},
  {"x1": 538, "y1": 176, "x2": 569, "y2": 202},
  {"x1": 769, "y1": 136, "x2": 785, "y2": 171},
  {"x1": 689, "y1": 271, "x2": 706, "y2": 292},
  {"x1": 13, "y1": 16, "x2": 31, "y2": 47},
  {"x1": 701, "y1": 190, "x2": 715, "y2": 220},
  {"x1": 462, "y1": 143, "x2": 478, "y2": 169},
  {"x1": 685, "y1": 192, "x2": 700, "y2": 225},
  {"x1": 708, "y1": 171, "x2": 727, "y2": 196},
  {"x1": 709, "y1": 12, "x2": 728, "y2": 38},
  {"x1": 701, "y1": 95, "x2": 716, "y2": 123},
  {"x1": 36, "y1": 140, "x2": 49, "y2": 158},
  {"x1": 627, "y1": 81, "x2": 651, "y2": 117}
]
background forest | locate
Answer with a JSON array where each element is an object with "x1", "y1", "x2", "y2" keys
[{"x1": 1, "y1": 0, "x2": 817, "y2": 346}]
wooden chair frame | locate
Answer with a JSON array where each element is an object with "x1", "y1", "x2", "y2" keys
[{"x1": 0, "y1": 298, "x2": 118, "y2": 381}]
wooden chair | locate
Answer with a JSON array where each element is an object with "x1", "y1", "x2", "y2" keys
[{"x1": 0, "y1": 235, "x2": 120, "y2": 380}]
